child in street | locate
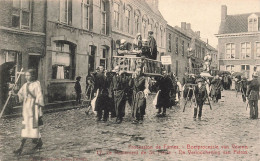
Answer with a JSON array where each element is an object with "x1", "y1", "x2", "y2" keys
[{"x1": 75, "y1": 76, "x2": 82, "y2": 105}]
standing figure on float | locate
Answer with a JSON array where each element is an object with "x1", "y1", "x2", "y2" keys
[{"x1": 203, "y1": 52, "x2": 212, "y2": 72}]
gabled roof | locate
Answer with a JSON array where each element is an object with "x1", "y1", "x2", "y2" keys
[{"x1": 218, "y1": 12, "x2": 260, "y2": 34}]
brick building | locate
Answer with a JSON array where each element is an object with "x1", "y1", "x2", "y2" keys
[
  {"x1": 216, "y1": 5, "x2": 260, "y2": 79},
  {"x1": 0, "y1": 0, "x2": 46, "y2": 106},
  {"x1": 45, "y1": 0, "x2": 112, "y2": 103},
  {"x1": 166, "y1": 22, "x2": 217, "y2": 83}
]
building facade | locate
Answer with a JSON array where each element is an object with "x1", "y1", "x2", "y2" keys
[
  {"x1": 166, "y1": 22, "x2": 217, "y2": 83},
  {"x1": 216, "y1": 5, "x2": 260, "y2": 79},
  {"x1": 111, "y1": 0, "x2": 167, "y2": 62},
  {"x1": 0, "y1": 0, "x2": 46, "y2": 107},
  {"x1": 45, "y1": 0, "x2": 112, "y2": 103}
]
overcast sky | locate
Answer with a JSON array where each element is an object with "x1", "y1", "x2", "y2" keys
[{"x1": 159, "y1": 0, "x2": 260, "y2": 48}]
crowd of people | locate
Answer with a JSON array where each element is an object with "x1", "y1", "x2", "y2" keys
[{"x1": 5, "y1": 67, "x2": 258, "y2": 156}]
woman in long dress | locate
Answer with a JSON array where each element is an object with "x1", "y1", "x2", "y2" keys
[{"x1": 13, "y1": 69, "x2": 44, "y2": 155}]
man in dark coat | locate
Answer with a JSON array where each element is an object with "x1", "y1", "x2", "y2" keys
[
  {"x1": 129, "y1": 67, "x2": 149, "y2": 123},
  {"x1": 210, "y1": 75, "x2": 223, "y2": 103},
  {"x1": 155, "y1": 69, "x2": 173, "y2": 116},
  {"x1": 246, "y1": 72, "x2": 259, "y2": 119},
  {"x1": 110, "y1": 66, "x2": 130, "y2": 123},
  {"x1": 183, "y1": 74, "x2": 196, "y2": 101},
  {"x1": 94, "y1": 66, "x2": 110, "y2": 122},
  {"x1": 235, "y1": 75, "x2": 242, "y2": 92},
  {"x1": 74, "y1": 76, "x2": 82, "y2": 105},
  {"x1": 147, "y1": 30, "x2": 157, "y2": 60},
  {"x1": 240, "y1": 77, "x2": 248, "y2": 102},
  {"x1": 194, "y1": 78, "x2": 208, "y2": 119}
]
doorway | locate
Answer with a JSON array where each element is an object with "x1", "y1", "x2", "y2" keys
[{"x1": 28, "y1": 55, "x2": 40, "y2": 80}]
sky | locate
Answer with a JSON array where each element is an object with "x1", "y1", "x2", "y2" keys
[{"x1": 159, "y1": 0, "x2": 260, "y2": 48}]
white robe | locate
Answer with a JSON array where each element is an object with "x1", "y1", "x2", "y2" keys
[{"x1": 18, "y1": 81, "x2": 44, "y2": 138}]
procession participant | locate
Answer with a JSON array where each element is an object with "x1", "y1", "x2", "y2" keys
[
  {"x1": 129, "y1": 67, "x2": 149, "y2": 124},
  {"x1": 133, "y1": 33, "x2": 142, "y2": 51},
  {"x1": 193, "y1": 78, "x2": 208, "y2": 120},
  {"x1": 85, "y1": 71, "x2": 95, "y2": 100},
  {"x1": 223, "y1": 74, "x2": 229, "y2": 90},
  {"x1": 147, "y1": 30, "x2": 158, "y2": 60},
  {"x1": 169, "y1": 72, "x2": 177, "y2": 107},
  {"x1": 176, "y1": 77, "x2": 183, "y2": 102},
  {"x1": 235, "y1": 75, "x2": 242, "y2": 93},
  {"x1": 155, "y1": 69, "x2": 174, "y2": 116},
  {"x1": 74, "y1": 76, "x2": 82, "y2": 105},
  {"x1": 246, "y1": 72, "x2": 259, "y2": 119},
  {"x1": 240, "y1": 77, "x2": 248, "y2": 102},
  {"x1": 12, "y1": 69, "x2": 44, "y2": 155},
  {"x1": 94, "y1": 66, "x2": 110, "y2": 122},
  {"x1": 110, "y1": 66, "x2": 130, "y2": 123},
  {"x1": 210, "y1": 74, "x2": 223, "y2": 103},
  {"x1": 183, "y1": 74, "x2": 196, "y2": 101}
]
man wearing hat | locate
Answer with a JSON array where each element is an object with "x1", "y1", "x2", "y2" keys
[
  {"x1": 74, "y1": 76, "x2": 82, "y2": 105},
  {"x1": 210, "y1": 74, "x2": 223, "y2": 103},
  {"x1": 94, "y1": 66, "x2": 110, "y2": 122},
  {"x1": 246, "y1": 72, "x2": 259, "y2": 119},
  {"x1": 147, "y1": 30, "x2": 157, "y2": 60},
  {"x1": 193, "y1": 78, "x2": 208, "y2": 119}
]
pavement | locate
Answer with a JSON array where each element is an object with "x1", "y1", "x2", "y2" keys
[{"x1": 0, "y1": 90, "x2": 259, "y2": 161}]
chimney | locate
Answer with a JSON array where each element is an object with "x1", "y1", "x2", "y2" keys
[
  {"x1": 186, "y1": 23, "x2": 191, "y2": 30},
  {"x1": 181, "y1": 22, "x2": 187, "y2": 30},
  {"x1": 221, "y1": 5, "x2": 227, "y2": 21}
]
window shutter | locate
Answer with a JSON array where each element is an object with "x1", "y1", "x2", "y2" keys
[
  {"x1": 105, "y1": 1, "x2": 110, "y2": 35},
  {"x1": 89, "y1": 0, "x2": 93, "y2": 30},
  {"x1": 68, "y1": 0, "x2": 72, "y2": 25}
]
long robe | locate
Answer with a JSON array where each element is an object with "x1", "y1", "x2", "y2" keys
[
  {"x1": 130, "y1": 76, "x2": 148, "y2": 119},
  {"x1": 148, "y1": 36, "x2": 157, "y2": 60},
  {"x1": 156, "y1": 76, "x2": 173, "y2": 108},
  {"x1": 18, "y1": 81, "x2": 44, "y2": 139}
]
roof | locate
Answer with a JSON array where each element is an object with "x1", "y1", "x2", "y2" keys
[
  {"x1": 140, "y1": 0, "x2": 166, "y2": 22},
  {"x1": 218, "y1": 12, "x2": 260, "y2": 34}
]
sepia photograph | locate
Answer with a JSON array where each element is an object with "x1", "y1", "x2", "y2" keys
[{"x1": 0, "y1": 0, "x2": 259, "y2": 160}]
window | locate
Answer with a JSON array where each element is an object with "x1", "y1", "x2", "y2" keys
[
  {"x1": 100, "y1": 48, "x2": 108, "y2": 69},
  {"x1": 60, "y1": 0, "x2": 72, "y2": 25},
  {"x1": 154, "y1": 23, "x2": 158, "y2": 40},
  {"x1": 101, "y1": 0, "x2": 106, "y2": 34},
  {"x1": 149, "y1": 19, "x2": 154, "y2": 31},
  {"x1": 142, "y1": 15, "x2": 148, "y2": 38},
  {"x1": 160, "y1": 27, "x2": 163, "y2": 47},
  {"x1": 175, "y1": 37, "x2": 178, "y2": 54},
  {"x1": 241, "y1": 65, "x2": 250, "y2": 78},
  {"x1": 114, "y1": 2, "x2": 120, "y2": 29},
  {"x1": 168, "y1": 33, "x2": 172, "y2": 52},
  {"x1": 12, "y1": 0, "x2": 31, "y2": 29},
  {"x1": 52, "y1": 42, "x2": 75, "y2": 79},
  {"x1": 226, "y1": 43, "x2": 235, "y2": 59},
  {"x1": 255, "y1": 42, "x2": 260, "y2": 58},
  {"x1": 248, "y1": 17, "x2": 258, "y2": 32},
  {"x1": 82, "y1": 0, "x2": 90, "y2": 30},
  {"x1": 241, "y1": 42, "x2": 251, "y2": 59},
  {"x1": 125, "y1": 7, "x2": 131, "y2": 33},
  {"x1": 134, "y1": 10, "x2": 140, "y2": 33},
  {"x1": 182, "y1": 40, "x2": 184, "y2": 56},
  {"x1": 0, "y1": 51, "x2": 22, "y2": 88},
  {"x1": 226, "y1": 65, "x2": 234, "y2": 72}
]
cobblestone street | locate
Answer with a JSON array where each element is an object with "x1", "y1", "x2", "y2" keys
[{"x1": 0, "y1": 90, "x2": 259, "y2": 161}]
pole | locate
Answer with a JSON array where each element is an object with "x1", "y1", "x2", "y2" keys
[{"x1": 0, "y1": 68, "x2": 23, "y2": 119}]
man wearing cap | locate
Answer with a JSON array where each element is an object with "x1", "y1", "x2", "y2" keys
[
  {"x1": 155, "y1": 69, "x2": 173, "y2": 116},
  {"x1": 94, "y1": 66, "x2": 110, "y2": 122},
  {"x1": 110, "y1": 66, "x2": 130, "y2": 123},
  {"x1": 194, "y1": 78, "x2": 208, "y2": 119},
  {"x1": 246, "y1": 72, "x2": 259, "y2": 119},
  {"x1": 147, "y1": 30, "x2": 157, "y2": 60}
]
